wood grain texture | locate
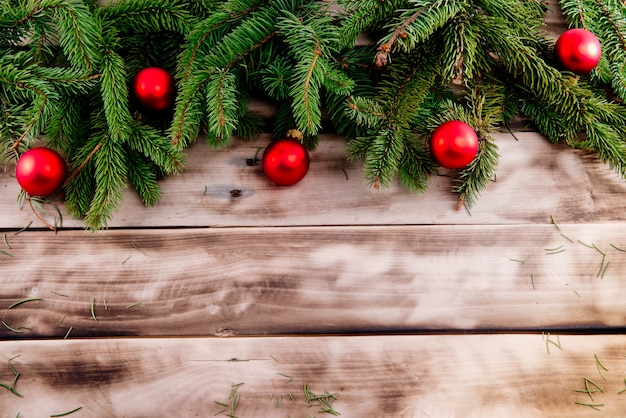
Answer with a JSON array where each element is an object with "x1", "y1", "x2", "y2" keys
[
  {"x1": 1, "y1": 224, "x2": 625, "y2": 338},
  {"x1": 2, "y1": 133, "x2": 626, "y2": 229},
  {"x1": 2, "y1": 334, "x2": 626, "y2": 417},
  {"x1": 1, "y1": 3, "x2": 624, "y2": 416}
]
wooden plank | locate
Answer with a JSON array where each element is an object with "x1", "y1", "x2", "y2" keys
[
  {"x1": 2, "y1": 133, "x2": 626, "y2": 229},
  {"x1": 1, "y1": 334, "x2": 626, "y2": 417},
  {"x1": 1, "y1": 224, "x2": 625, "y2": 338}
]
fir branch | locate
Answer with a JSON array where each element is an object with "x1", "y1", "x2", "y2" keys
[
  {"x1": 260, "y1": 57, "x2": 294, "y2": 100},
  {"x1": 364, "y1": 129, "x2": 406, "y2": 189},
  {"x1": 99, "y1": 50, "x2": 133, "y2": 144},
  {"x1": 278, "y1": 8, "x2": 341, "y2": 136},
  {"x1": 336, "y1": 0, "x2": 406, "y2": 49},
  {"x1": 172, "y1": 1, "x2": 280, "y2": 147},
  {"x1": 33, "y1": 67, "x2": 100, "y2": 97},
  {"x1": 178, "y1": 0, "x2": 272, "y2": 82},
  {"x1": 64, "y1": 142, "x2": 102, "y2": 188},
  {"x1": 177, "y1": 10, "x2": 233, "y2": 82},
  {"x1": 205, "y1": 68, "x2": 238, "y2": 147},
  {"x1": 206, "y1": 3, "x2": 278, "y2": 69},
  {"x1": 51, "y1": 0, "x2": 102, "y2": 71},
  {"x1": 127, "y1": 120, "x2": 183, "y2": 173},
  {"x1": 83, "y1": 137, "x2": 128, "y2": 230},
  {"x1": 348, "y1": 52, "x2": 440, "y2": 189},
  {"x1": 127, "y1": 151, "x2": 161, "y2": 206},
  {"x1": 289, "y1": 49, "x2": 324, "y2": 137},
  {"x1": 322, "y1": 65, "x2": 355, "y2": 96},
  {"x1": 454, "y1": 136, "x2": 499, "y2": 210},
  {"x1": 375, "y1": 0, "x2": 467, "y2": 67},
  {"x1": 97, "y1": 0, "x2": 195, "y2": 35},
  {"x1": 346, "y1": 96, "x2": 386, "y2": 128},
  {"x1": 398, "y1": 134, "x2": 438, "y2": 192},
  {"x1": 170, "y1": 68, "x2": 207, "y2": 147},
  {"x1": 64, "y1": 136, "x2": 99, "y2": 219},
  {"x1": 45, "y1": 96, "x2": 90, "y2": 154},
  {"x1": 478, "y1": 14, "x2": 561, "y2": 95},
  {"x1": 574, "y1": 121, "x2": 626, "y2": 178}
]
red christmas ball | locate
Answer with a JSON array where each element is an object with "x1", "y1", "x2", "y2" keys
[
  {"x1": 429, "y1": 120, "x2": 479, "y2": 169},
  {"x1": 15, "y1": 147, "x2": 67, "y2": 197},
  {"x1": 555, "y1": 28, "x2": 601, "y2": 74},
  {"x1": 131, "y1": 67, "x2": 175, "y2": 111},
  {"x1": 262, "y1": 138, "x2": 310, "y2": 186}
]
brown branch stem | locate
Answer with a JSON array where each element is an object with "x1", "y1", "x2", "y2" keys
[
  {"x1": 63, "y1": 142, "x2": 102, "y2": 187},
  {"x1": 375, "y1": 7, "x2": 428, "y2": 67},
  {"x1": 27, "y1": 196, "x2": 56, "y2": 231},
  {"x1": 303, "y1": 46, "x2": 322, "y2": 131}
]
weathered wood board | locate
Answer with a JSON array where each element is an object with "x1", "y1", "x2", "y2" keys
[
  {"x1": 1, "y1": 224, "x2": 626, "y2": 338},
  {"x1": 2, "y1": 335, "x2": 626, "y2": 417},
  {"x1": 2, "y1": 128, "x2": 626, "y2": 415},
  {"x1": 2, "y1": 133, "x2": 626, "y2": 229}
]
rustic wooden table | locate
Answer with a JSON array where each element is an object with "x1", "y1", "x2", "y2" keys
[
  {"x1": 2, "y1": 131, "x2": 626, "y2": 417},
  {"x1": 3, "y1": 3, "x2": 626, "y2": 416}
]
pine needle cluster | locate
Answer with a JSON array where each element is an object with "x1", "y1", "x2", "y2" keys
[{"x1": 1, "y1": 0, "x2": 626, "y2": 228}]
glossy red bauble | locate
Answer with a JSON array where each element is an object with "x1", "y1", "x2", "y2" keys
[
  {"x1": 131, "y1": 67, "x2": 175, "y2": 111},
  {"x1": 429, "y1": 120, "x2": 479, "y2": 170},
  {"x1": 15, "y1": 147, "x2": 67, "y2": 197},
  {"x1": 262, "y1": 138, "x2": 310, "y2": 186},
  {"x1": 555, "y1": 28, "x2": 602, "y2": 74}
]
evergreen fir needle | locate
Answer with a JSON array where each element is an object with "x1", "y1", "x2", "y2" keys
[
  {"x1": 64, "y1": 327, "x2": 73, "y2": 339},
  {"x1": 277, "y1": 372, "x2": 293, "y2": 384},
  {"x1": 50, "y1": 406, "x2": 83, "y2": 417},
  {"x1": 544, "y1": 246, "x2": 566, "y2": 255},
  {"x1": 13, "y1": 222, "x2": 32, "y2": 235},
  {"x1": 51, "y1": 291, "x2": 69, "y2": 297},
  {"x1": 610, "y1": 244, "x2": 626, "y2": 252},
  {"x1": 90, "y1": 298, "x2": 97, "y2": 321},
  {"x1": 131, "y1": 242, "x2": 148, "y2": 256},
  {"x1": 0, "y1": 382, "x2": 22, "y2": 397},
  {"x1": 599, "y1": 261, "x2": 610, "y2": 279},
  {"x1": 544, "y1": 333, "x2": 563, "y2": 354},
  {"x1": 596, "y1": 256, "x2": 608, "y2": 278},
  {"x1": 617, "y1": 379, "x2": 626, "y2": 394},
  {"x1": 594, "y1": 354, "x2": 609, "y2": 380},
  {"x1": 578, "y1": 240, "x2": 595, "y2": 249},
  {"x1": 592, "y1": 244, "x2": 606, "y2": 257},
  {"x1": 1, "y1": 250, "x2": 14, "y2": 257},
  {"x1": 3, "y1": 233, "x2": 11, "y2": 249},
  {"x1": 2, "y1": 322, "x2": 22, "y2": 333},
  {"x1": 575, "y1": 401, "x2": 603, "y2": 411},
  {"x1": 8, "y1": 298, "x2": 42, "y2": 309},
  {"x1": 550, "y1": 216, "x2": 574, "y2": 243}
]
